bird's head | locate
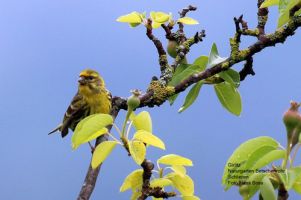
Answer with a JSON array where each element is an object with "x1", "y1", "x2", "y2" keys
[{"x1": 78, "y1": 69, "x2": 105, "y2": 95}]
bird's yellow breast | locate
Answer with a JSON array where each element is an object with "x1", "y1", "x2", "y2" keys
[{"x1": 83, "y1": 90, "x2": 111, "y2": 114}]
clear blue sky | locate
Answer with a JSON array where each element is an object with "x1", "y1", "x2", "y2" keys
[{"x1": 0, "y1": 0, "x2": 300, "y2": 199}]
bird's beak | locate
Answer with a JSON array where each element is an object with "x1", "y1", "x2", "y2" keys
[{"x1": 78, "y1": 76, "x2": 87, "y2": 85}]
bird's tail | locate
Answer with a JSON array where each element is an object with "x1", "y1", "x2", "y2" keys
[{"x1": 48, "y1": 124, "x2": 62, "y2": 135}]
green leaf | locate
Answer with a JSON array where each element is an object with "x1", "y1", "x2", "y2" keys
[
  {"x1": 129, "y1": 140, "x2": 146, "y2": 165},
  {"x1": 91, "y1": 141, "x2": 118, "y2": 169},
  {"x1": 278, "y1": 0, "x2": 290, "y2": 27},
  {"x1": 242, "y1": 173, "x2": 268, "y2": 199},
  {"x1": 158, "y1": 154, "x2": 193, "y2": 166},
  {"x1": 177, "y1": 17, "x2": 199, "y2": 25},
  {"x1": 214, "y1": 82, "x2": 242, "y2": 116},
  {"x1": 279, "y1": 167, "x2": 301, "y2": 190},
  {"x1": 165, "y1": 173, "x2": 194, "y2": 196},
  {"x1": 244, "y1": 146, "x2": 277, "y2": 170},
  {"x1": 260, "y1": 0, "x2": 279, "y2": 8},
  {"x1": 72, "y1": 114, "x2": 113, "y2": 149},
  {"x1": 222, "y1": 136, "x2": 279, "y2": 190},
  {"x1": 120, "y1": 169, "x2": 143, "y2": 192},
  {"x1": 150, "y1": 178, "x2": 173, "y2": 188},
  {"x1": 132, "y1": 111, "x2": 152, "y2": 132},
  {"x1": 293, "y1": 169, "x2": 301, "y2": 194},
  {"x1": 168, "y1": 63, "x2": 188, "y2": 105},
  {"x1": 169, "y1": 64, "x2": 204, "y2": 86},
  {"x1": 193, "y1": 55, "x2": 209, "y2": 70},
  {"x1": 168, "y1": 57, "x2": 207, "y2": 105},
  {"x1": 278, "y1": 0, "x2": 301, "y2": 27},
  {"x1": 117, "y1": 12, "x2": 143, "y2": 24},
  {"x1": 260, "y1": 176, "x2": 277, "y2": 200},
  {"x1": 252, "y1": 149, "x2": 286, "y2": 170},
  {"x1": 168, "y1": 94, "x2": 180, "y2": 105},
  {"x1": 133, "y1": 130, "x2": 165, "y2": 150},
  {"x1": 219, "y1": 69, "x2": 240, "y2": 88},
  {"x1": 178, "y1": 81, "x2": 203, "y2": 113},
  {"x1": 208, "y1": 43, "x2": 227, "y2": 68}
]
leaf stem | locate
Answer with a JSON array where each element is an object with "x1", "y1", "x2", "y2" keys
[
  {"x1": 113, "y1": 123, "x2": 122, "y2": 137},
  {"x1": 121, "y1": 109, "x2": 133, "y2": 137},
  {"x1": 282, "y1": 137, "x2": 293, "y2": 169},
  {"x1": 290, "y1": 143, "x2": 301, "y2": 167},
  {"x1": 107, "y1": 132, "x2": 122, "y2": 145},
  {"x1": 126, "y1": 121, "x2": 133, "y2": 139}
]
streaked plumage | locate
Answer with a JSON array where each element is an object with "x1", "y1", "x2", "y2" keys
[{"x1": 49, "y1": 69, "x2": 112, "y2": 137}]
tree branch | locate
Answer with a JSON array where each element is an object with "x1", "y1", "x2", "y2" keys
[
  {"x1": 239, "y1": 56, "x2": 255, "y2": 81},
  {"x1": 77, "y1": 4, "x2": 301, "y2": 199},
  {"x1": 77, "y1": 135, "x2": 109, "y2": 200},
  {"x1": 178, "y1": 5, "x2": 197, "y2": 43},
  {"x1": 77, "y1": 104, "x2": 121, "y2": 200},
  {"x1": 278, "y1": 183, "x2": 289, "y2": 200},
  {"x1": 138, "y1": 160, "x2": 176, "y2": 200}
]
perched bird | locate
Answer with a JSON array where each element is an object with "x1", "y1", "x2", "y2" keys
[{"x1": 49, "y1": 69, "x2": 112, "y2": 137}]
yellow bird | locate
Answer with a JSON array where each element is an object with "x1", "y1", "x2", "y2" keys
[{"x1": 49, "y1": 69, "x2": 112, "y2": 137}]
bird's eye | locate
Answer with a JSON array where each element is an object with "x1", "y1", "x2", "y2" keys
[{"x1": 87, "y1": 76, "x2": 94, "y2": 80}]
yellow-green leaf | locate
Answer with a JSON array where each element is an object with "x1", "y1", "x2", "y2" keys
[
  {"x1": 150, "y1": 11, "x2": 171, "y2": 23},
  {"x1": 177, "y1": 17, "x2": 199, "y2": 25},
  {"x1": 117, "y1": 12, "x2": 143, "y2": 24},
  {"x1": 182, "y1": 196, "x2": 200, "y2": 200},
  {"x1": 165, "y1": 173, "x2": 194, "y2": 196},
  {"x1": 133, "y1": 130, "x2": 165, "y2": 150},
  {"x1": 150, "y1": 11, "x2": 171, "y2": 29},
  {"x1": 72, "y1": 114, "x2": 113, "y2": 149},
  {"x1": 150, "y1": 178, "x2": 173, "y2": 188},
  {"x1": 278, "y1": 10, "x2": 290, "y2": 27},
  {"x1": 260, "y1": 0, "x2": 279, "y2": 8},
  {"x1": 129, "y1": 23, "x2": 141, "y2": 28},
  {"x1": 171, "y1": 165, "x2": 187, "y2": 177},
  {"x1": 158, "y1": 154, "x2": 193, "y2": 166},
  {"x1": 129, "y1": 140, "x2": 146, "y2": 165},
  {"x1": 131, "y1": 190, "x2": 142, "y2": 200},
  {"x1": 132, "y1": 111, "x2": 152, "y2": 132},
  {"x1": 120, "y1": 169, "x2": 143, "y2": 192},
  {"x1": 82, "y1": 128, "x2": 108, "y2": 144},
  {"x1": 91, "y1": 141, "x2": 118, "y2": 169},
  {"x1": 152, "y1": 21, "x2": 161, "y2": 29}
]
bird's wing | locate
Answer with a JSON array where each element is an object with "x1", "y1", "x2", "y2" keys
[{"x1": 60, "y1": 93, "x2": 88, "y2": 137}]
